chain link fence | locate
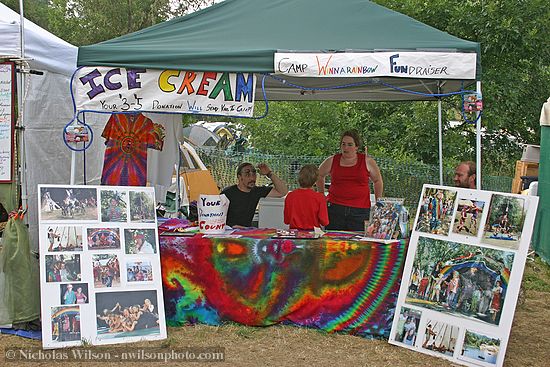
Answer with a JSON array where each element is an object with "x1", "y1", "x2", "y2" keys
[{"x1": 196, "y1": 147, "x2": 513, "y2": 210}]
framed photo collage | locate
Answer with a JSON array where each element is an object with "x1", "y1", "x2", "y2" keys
[
  {"x1": 38, "y1": 185, "x2": 167, "y2": 348},
  {"x1": 389, "y1": 185, "x2": 539, "y2": 367}
]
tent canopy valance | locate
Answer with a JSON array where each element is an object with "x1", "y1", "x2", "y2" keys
[{"x1": 76, "y1": 0, "x2": 481, "y2": 102}]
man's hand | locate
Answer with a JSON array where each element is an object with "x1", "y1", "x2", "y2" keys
[{"x1": 256, "y1": 163, "x2": 272, "y2": 176}]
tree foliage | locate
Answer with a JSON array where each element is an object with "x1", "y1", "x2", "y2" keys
[
  {"x1": 5, "y1": 0, "x2": 549, "y2": 175},
  {"x1": 241, "y1": 0, "x2": 550, "y2": 175},
  {"x1": 2, "y1": 0, "x2": 216, "y2": 46}
]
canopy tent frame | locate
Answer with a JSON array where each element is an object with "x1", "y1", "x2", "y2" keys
[{"x1": 74, "y1": 0, "x2": 483, "y2": 186}]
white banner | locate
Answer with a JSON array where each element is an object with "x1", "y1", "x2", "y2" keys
[
  {"x1": 74, "y1": 67, "x2": 256, "y2": 117},
  {"x1": 274, "y1": 52, "x2": 477, "y2": 79}
]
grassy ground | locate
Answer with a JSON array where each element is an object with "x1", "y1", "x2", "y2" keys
[{"x1": 1, "y1": 255, "x2": 550, "y2": 366}]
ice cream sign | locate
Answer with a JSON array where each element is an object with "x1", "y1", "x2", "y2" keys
[{"x1": 73, "y1": 67, "x2": 256, "y2": 117}]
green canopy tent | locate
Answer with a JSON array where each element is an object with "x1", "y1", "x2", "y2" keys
[
  {"x1": 77, "y1": 0, "x2": 481, "y2": 102},
  {"x1": 77, "y1": 0, "x2": 484, "y2": 187}
]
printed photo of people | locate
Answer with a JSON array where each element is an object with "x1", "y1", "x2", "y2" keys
[
  {"x1": 92, "y1": 254, "x2": 121, "y2": 288},
  {"x1": 45, "y1": 254, "x2": 81, "y2": 282},
  {"x1": 364, "y1": 198, "x2": 404, "y2": 240},
  {"x1": 95, "y1": 290, "x2": 160, "y2": 339},
  {"x1": 44, "y1": 225, "x2": 83, "y2": 252},
  {"x1": 126, "y1": 260, "x2": 154, "y2": 282},
  {"x1": 460, "y1": 330, "x2": 501, "y2": 365},
  {"x1": 452, "y1": 199, "x2": 485, "y2": 237},
  {"x1": 87, "y1": 228, "x2": 121, "y2": 250},
  {"x1": 482, "y1": 194, "x2": 526, "y2": 249},
  {"x1": 51, "y1": 305, "x2": 81, "y2": 342},
  {"x1": 406, "y1": 237, "x2": 513, "y2": 325},
  {"x1": 40, "y1": 187, "x2": 98, "y2": 221},
  {"x1": 100, "y1": 189, "x2": 128, "y2": 222},
  {"x1": 129, "y1": 190, "x2": 156, "y2": 223},
  {"x1": 60, "y1": 283, "x2": 89, "y2": 305},
  {"x1": 421, "y1": 319, "x2": 459, "y2": 357},
  {"x1": 415, "y1": 187, "x2": 457, "y2": 236},
  {"x1": 124, "y1": 228, "x2": 157, "y2": 254},
  {"x1": 393, "y1": 307, "x2": 422, "y2": 346}
]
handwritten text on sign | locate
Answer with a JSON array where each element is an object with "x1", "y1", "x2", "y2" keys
[
  {"x1": 74, "y1": 67, "x2": 256, "y2": 117},
  {"x1": 274, "y1": 52, "x2": 477, "y2": 79},
  {"x1": 0, "y1": 63, "x2": 14, "y2": 182}
]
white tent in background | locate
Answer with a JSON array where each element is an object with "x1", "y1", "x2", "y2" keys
[{"x1": 0, "y1": 3, "x2": 107, "y2": 251}]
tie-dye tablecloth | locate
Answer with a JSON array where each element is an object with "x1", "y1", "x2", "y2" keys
[{"x1": 160, "y1": 229, "x2": 407, "y2": 338}]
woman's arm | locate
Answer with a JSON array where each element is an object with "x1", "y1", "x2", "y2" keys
[
  {"x1": 366, "y1": 157, "x2": 383, "y2": 200},
  {"x1": 316, "y1": 156, "x2": 333, "y2": 194}
]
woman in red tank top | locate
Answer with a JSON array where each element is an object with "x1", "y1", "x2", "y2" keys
[{"x1": 316, "y1": 130, "x2": 384, "y2": 231}]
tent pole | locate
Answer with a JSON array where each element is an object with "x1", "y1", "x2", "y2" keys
[
  {"x1": 438, "y1": 99, "x2": 443, "y2": 185},
  {"x1": 70, "y1": 150, "x2": 76, "y2": 185},
  {"x1": 476, "y1": 81, "x2": 482, "y2": 189},
  {"x1": 17, "y1": 0, "x2": 28, "y2": 214}
]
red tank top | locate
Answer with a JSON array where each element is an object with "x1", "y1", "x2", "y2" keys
[{"x1": 327, "y1": 153, "x2": 371, "y2": 208}]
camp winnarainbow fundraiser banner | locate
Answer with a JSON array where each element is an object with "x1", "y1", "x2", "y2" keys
[
  {"x1": 73, "y1": 67, "x2": 256, "y2": 117},
  {"x1": 274, "y1": 52, "x2": 477, "y2": 79}
]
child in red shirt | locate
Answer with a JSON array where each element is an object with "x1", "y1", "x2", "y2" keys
[{"x1": 284, "y1": 165, "x2": 329, "y2": 230}]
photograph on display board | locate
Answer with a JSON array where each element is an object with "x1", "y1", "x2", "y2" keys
[
  {"x1": 95, "y1": 290, "x2": 160, "y2": 339},
  {"x1": 364, "y1": 197, "x2": 404, "y2": 239},
  {"x1": 40, "y1": 187, "x2": 98, "y2": 221},
  {"x1": 126, "y1": 260, "x2": 154, "y2": 282},
  {"x1": 482, "y1": 194, "x2": 526, "y2": 250},
  {"x1": 129, "y1": 190, "x2": 156, "y2": 223},
  {"x1": 415, "y1": 187, "x2": 457, "y2": 236},
  {"x1": 92, "y1": 254, "x2": 121, "y2": 288},
  {"x1": 124, "y1": 228, "x2": 157, "y2": 254},
  {"x1": 420, "y1": 319, "x2": 459, "y2": 357},
  {"x1": 406, "y1": 237, "x2": 513, "y2": 326},
  {"x1": 45, "y1": 254, "x2": 81, "y2": 282},
  {"x1": 87, "y1": 227, "x2": 121, "y2": 250},
  {"x1": 393, "y1": 307, "x2": 422, "y2": 346},
  {"x1": 60, "y1": 283, "x2": 89, "y2": 305},
  {"x1": 459, "y1": 330, "x2": 501, "y2": 366},
  {"x1": 100, "y1": 190, "x2": 128, "y2": 222},
  {"x1": 452, "y1": 198, "x2": 485, "y2": 237},
  {"x1": 45, "y1": 225, "x2": 83, "y2": 251},
  {"x1": 51, "y1": 305, "x2": 81, "y2": 342}
]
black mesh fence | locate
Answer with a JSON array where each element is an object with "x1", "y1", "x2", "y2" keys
[{"x1": 196, "y1": 147, "x2": 513, "y2": 211}]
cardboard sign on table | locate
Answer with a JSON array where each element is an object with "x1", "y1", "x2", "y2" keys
[
  {"x1": 38, "y1": 185, "x2": 167, "y2": 348},
  {"x1": 388, "y1": 185, "x2": 538, "y2": 367}
]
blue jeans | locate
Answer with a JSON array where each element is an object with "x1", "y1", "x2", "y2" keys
[{"x1": 326, "y1": 203, "x2": 370, "y2": 231}]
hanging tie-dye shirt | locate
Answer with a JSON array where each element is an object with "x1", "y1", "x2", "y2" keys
[{"x1": 101, "y1": 113, "x2": 165, "y2": 186}]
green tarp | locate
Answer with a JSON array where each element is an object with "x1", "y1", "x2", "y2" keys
[
  {"x1": 77, "y1": 0, "x2": 481, "y2": 101},
  {"x1": 0, "y1": 216, "x2": 40, "y2": 325},
  {"x1": 533, "y1": 126, "x2": 550, "y2": 263}
]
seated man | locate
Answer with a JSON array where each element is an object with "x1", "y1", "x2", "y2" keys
[
  {"x1": 222, "y1": 162, "x2": 288, "y2": 227},
  {"x1": 454, "y1": 161, "x2": 476, "y2": 189}
]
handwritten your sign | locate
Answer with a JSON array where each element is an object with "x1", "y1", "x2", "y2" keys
[{"x1": 74, "y1": 67, "x2": 256, "y2": 117}]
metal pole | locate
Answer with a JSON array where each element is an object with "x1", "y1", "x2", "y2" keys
[
  {"x1": 476, "y1": 81, "x2": 482, "y2": 189},
  {"x1": 17, "y1": 0, "x2": 28, "y2": 214},
  {"x1": 438, "y1": 99, "x2": 443, "y2": 185}
]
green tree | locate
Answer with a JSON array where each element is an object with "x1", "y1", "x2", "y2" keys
[
  {"x1": 3, "y1": 0, "x2": 216, "y2": 46},
  {"x1": 373, "y1": 0, "x2": 550, "y2": 175}
]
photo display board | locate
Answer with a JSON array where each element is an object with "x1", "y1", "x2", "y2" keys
[
  {"x1": 389, "y1": 185, "x2": 539, "y2": 367},
  {"x1": 38, "y1": 185, "x2": 166, "y2": 348}
]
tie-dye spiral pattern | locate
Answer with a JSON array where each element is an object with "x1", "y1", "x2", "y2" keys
[{"x1": 160, "y1": 232, "x2": 407, "y2": 338}]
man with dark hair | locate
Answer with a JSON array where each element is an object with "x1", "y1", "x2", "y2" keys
[
  {"x1": 454, "y1": 161, "x2": 476, "y2": 189},
  {"x1": 221, "y1": 162, "x2": 288, "y2": 227}
]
